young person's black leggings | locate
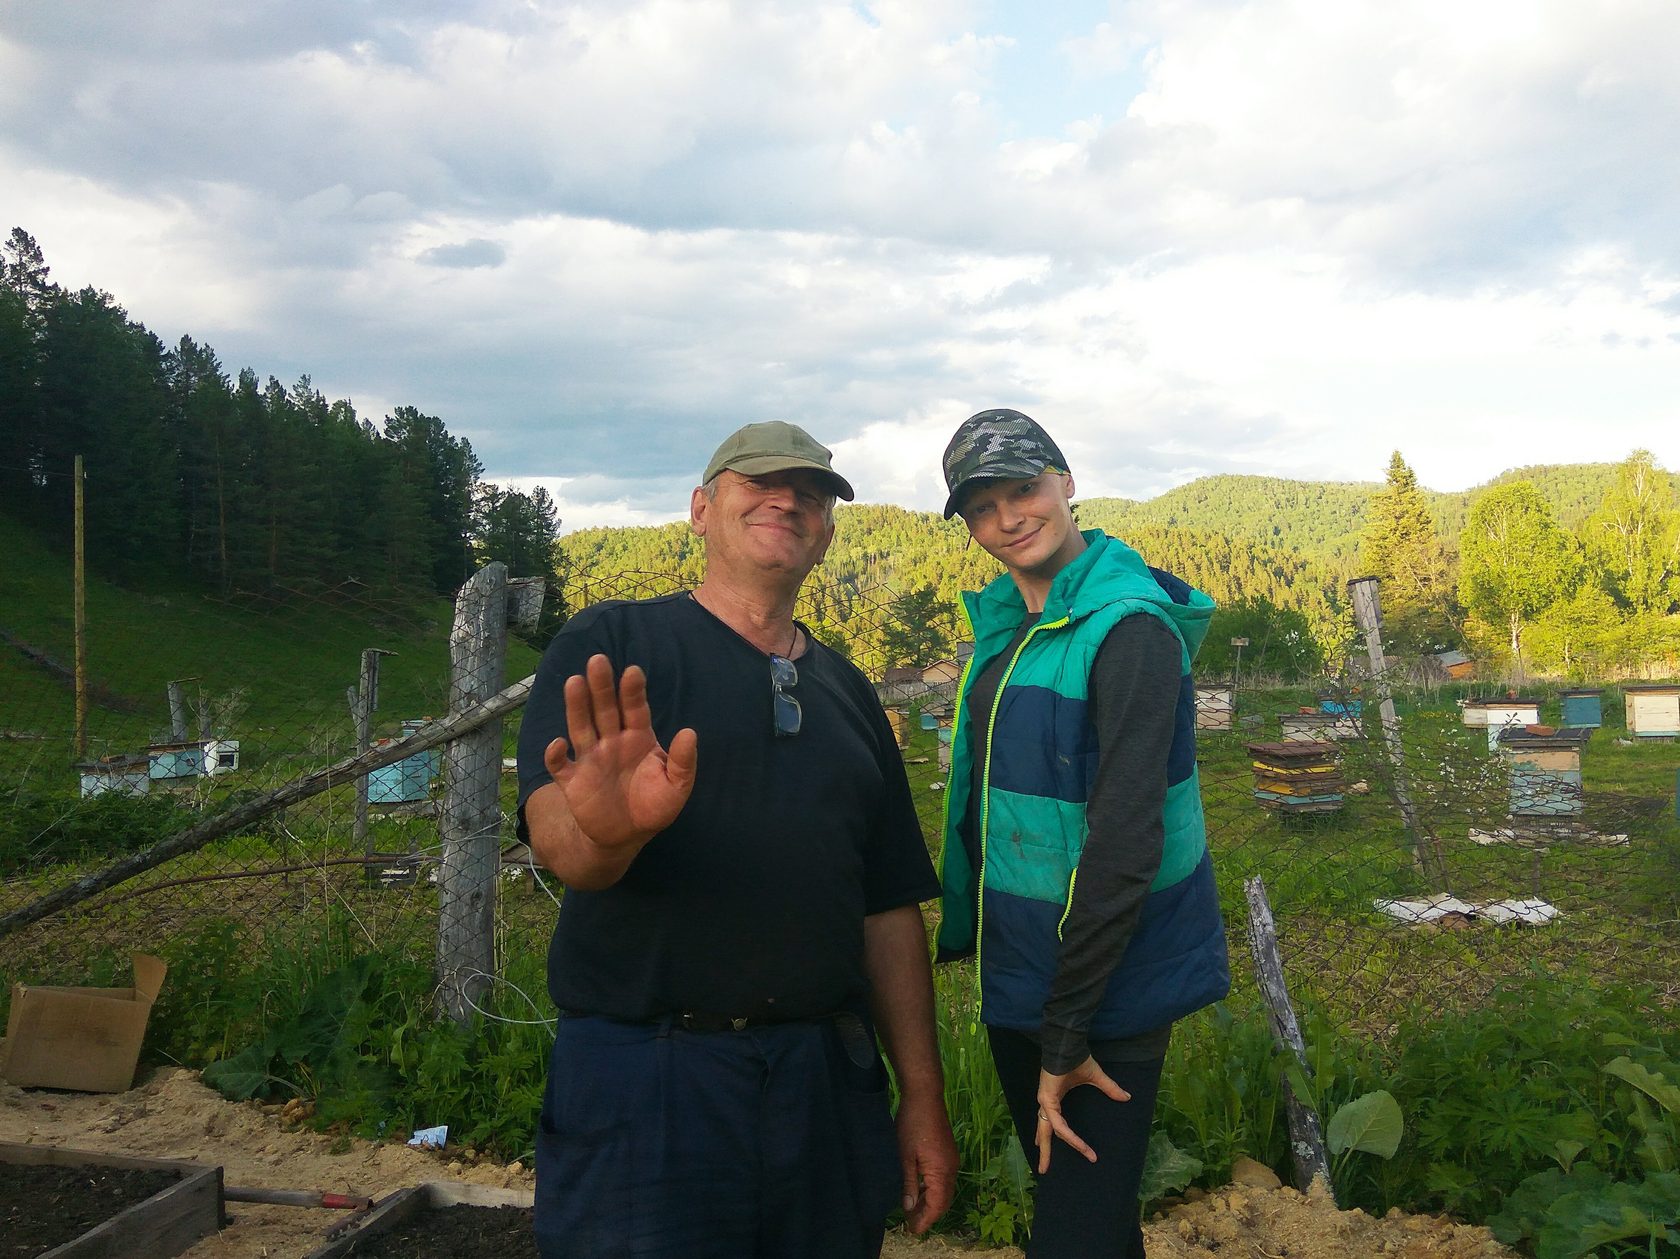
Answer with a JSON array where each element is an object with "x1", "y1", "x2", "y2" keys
[{"x1": 987, "y1": 1027, "x2": 1167, "y2": 1259}]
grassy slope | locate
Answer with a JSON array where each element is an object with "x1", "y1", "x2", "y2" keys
[{"x1": 0, "y1": 512, "x2": 541, "y2": 763}]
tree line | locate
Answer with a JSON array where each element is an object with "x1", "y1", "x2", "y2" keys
[
  {"x1": 1362, "y1": 450, "x2": 1680, "y2": 680},
  {"x1": 0, "y1": 229, "x2": 560, "y2": 618},
  {"x1": 8, "y1": 224, "x2": 1671, "y2": 681}
]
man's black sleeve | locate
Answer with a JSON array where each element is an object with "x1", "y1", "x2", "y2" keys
[{"x1": 1038, "y1": 613, "x2": 1181, "y2": 1074}]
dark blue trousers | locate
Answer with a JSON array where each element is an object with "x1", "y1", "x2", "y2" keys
[
  {"x1": 534, "y1": 1015, "x2": 901, "y2": 1259},
  {"x1": 989, "y1": 1027, "x2": 1167, "y2": 1259}
]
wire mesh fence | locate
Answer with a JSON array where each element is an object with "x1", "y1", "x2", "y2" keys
[{"x1": 2, "y1": 562, "x2": 1676, "y2": 1051}]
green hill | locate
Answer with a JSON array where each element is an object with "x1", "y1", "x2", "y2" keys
[
  {"x1": 559, "y1": 461, "x2": 1620, "y2": 622},
  {"x1": 1078, "y1": 475, "x2": 1382, "y2": 564},
  {"x1": 0, "y1": 514, "x2": 540, "y2": 766}
]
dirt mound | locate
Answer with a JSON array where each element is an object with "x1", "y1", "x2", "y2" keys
[
  {"x1": 881, "y1": 1182, "x2": 1513, "y2": 1259},
  {"x1": 2, "y1": 1068, "x2": 1514, "y2": 1258}
]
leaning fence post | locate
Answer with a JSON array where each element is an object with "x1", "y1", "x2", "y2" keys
[
  {"x1": 1347, "y1": 576, "x2": 1448, "y2": 892},
  {"x1": 436, "y1": 566, "x2": 544, "y2": 1025},
  {"x1": 1243, "y1": 875, "x2": 1334, "y2": 1199}
]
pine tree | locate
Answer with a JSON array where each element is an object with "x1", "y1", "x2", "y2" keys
[{"x1": 1360, "y1": 452, "x2": 1455, "y2": 650}]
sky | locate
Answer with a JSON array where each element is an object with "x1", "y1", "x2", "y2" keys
[{"x1": 3, "y1": 0, "x2": 1678, "y2": 531}]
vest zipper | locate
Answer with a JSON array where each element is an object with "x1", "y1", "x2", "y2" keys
[{"x1": 975, "y1": 614, "x2": 1070, "y2": 1019}]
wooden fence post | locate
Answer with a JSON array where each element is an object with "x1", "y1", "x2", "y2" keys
[
  {"x1": 1347, "y1": 576, "x2": 1448, "y2": 892},
  {"x1": 347, "y1": 648, "x2": 394, "y2": 876},
  {"x1": 436, "y1": 568, "x2": 544, "y2": 1026},
  {"x1": 1243, "y1": 875, "x2": 1334, "y2": 1199}
]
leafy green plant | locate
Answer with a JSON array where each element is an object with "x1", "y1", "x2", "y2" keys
[
  {"x1": 1490, "y1": 1049, "x2": 1680, "y2": 1258},
  {"x1": 1490, "y1": 1167, "x2": 1680, "y2": 1258},
  {"x1": 1140, "y1": 1131, "x2": 1203, "y2": 1203},
  {"x1": 1324, "y1": 1089, "x2": 1403, "y2": 1184}
]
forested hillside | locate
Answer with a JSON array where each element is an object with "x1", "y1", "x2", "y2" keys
[
  {"x1": 560, "y1": 452, "x2": 1680, "y2": 683},
  {"x1": 0, "y1": 228, "x2": 559, "y2": 619}
]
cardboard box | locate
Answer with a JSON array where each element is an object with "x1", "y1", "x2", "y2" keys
[{"x1": 1, "y1": 953, "x2": 167, "y2": 1092}]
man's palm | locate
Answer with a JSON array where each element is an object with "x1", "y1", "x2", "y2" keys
[{"x1": 544, "y1": 656, "x2": 697, "y2": 849}]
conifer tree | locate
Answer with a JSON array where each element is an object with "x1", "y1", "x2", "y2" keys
[{"x1": 1360, "y1": 452, "x2": 1454, "y2": 649}]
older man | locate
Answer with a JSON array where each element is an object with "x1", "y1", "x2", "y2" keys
[{"x1": 516, "y1": 421, "x2": 957, "y2": 1259}]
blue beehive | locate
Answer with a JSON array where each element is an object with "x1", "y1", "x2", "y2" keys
[
  {"x1": 148, "y1": 741, "x2": 205, "y2": 780},
  {"x1": 368, "y1": 720, "x2": 439, "y2": 804},
  {"x1": 1560, "y1": 689, "x2": 1602, "y2": 728},
  {"x1": 1318, "y1": 699, "x2": 1363, "y2": 719}
]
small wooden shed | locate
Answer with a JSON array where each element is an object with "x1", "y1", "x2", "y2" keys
[
  {"x1": 1195, "y1": 683, "x2": 1235, "y2": 731},
  {"x1": 1623, "y1": 684, "x2": 1680, "y2": 739},
  {"x1": 1433, "y1": 650, "x2": 1474, "y2": 681},
  {"x1": 922, "y1": 659, "x2": 962, "y2": 686}
]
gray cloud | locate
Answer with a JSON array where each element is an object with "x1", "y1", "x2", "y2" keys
[
  {"x1": 5, "y1": 1, "x2": 1679, "y2": 529},
  {"x1": 419, "y1": 238, "x2": 506, "y2": 268}
]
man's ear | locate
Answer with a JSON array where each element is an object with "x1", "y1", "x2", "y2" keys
[
  {"x1": 690, "y1": 485, "x2": 709, "y2": 536},
  {"x1": 1063, "y1": 473, "x2": 1076, "y2": 502}
]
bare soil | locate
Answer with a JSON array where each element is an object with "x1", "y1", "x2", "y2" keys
[
  {"x1": 0, "y1": 1068, "x2": 1517, "y2": 1259},
  {"x1": 343, "y1": 1203, "x2": 537, "y2": 1257},
  {"x1": 2, "y1": 1162, "x2": 179, "y2": 1256}
]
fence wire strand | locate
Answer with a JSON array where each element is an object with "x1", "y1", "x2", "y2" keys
[{"x1": 2, "y1": 568, "x2": 1675, "y2": 1043}]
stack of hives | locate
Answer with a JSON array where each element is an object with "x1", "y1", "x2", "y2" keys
[{"x1": 1247, "y1": 740, "x2": 1344, "y2": 815}]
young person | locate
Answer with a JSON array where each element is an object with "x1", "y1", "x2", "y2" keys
[{"x1": 935, "y1": 409, "x2": 1230, "y2": 1258}]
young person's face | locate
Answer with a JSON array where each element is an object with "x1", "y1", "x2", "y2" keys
[{"x1": 958, "y1": 472, "x2": 1082, "y2": 579}]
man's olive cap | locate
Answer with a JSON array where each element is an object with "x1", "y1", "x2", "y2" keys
[
  {"x1": 941, "y1": 408, "x2": 1069, "y2": 518},
  {"x1": 703, "y1": 420, "x2": 855, "y2": 501}
]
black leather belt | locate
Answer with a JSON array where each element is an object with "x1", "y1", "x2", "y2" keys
[{"x1": 673, "y1": 1012, "x2": 760, "y2": 1033}]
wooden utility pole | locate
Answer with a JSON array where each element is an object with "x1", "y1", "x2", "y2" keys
[
  {"x1": 73, "y1": 455, "x2": 88, "y2": 758},
  {"x1": 436, "y1": 566, "x2": 544, "y2": 1025},
  {"x1": 1347, "y1": 576, "x2": 1447, "y2": 891},
  {"x1": 1244, "y1": 876, "x2": 1334, "y2": 1199}
]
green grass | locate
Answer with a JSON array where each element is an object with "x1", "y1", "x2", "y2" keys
[{"x1": 4, "y1": 531, "x2": 1678, "y2": 1250}]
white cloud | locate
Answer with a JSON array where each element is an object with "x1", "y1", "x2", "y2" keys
[{"x1": 3, "y1": 0, "x2": 1679, "y2": 532}]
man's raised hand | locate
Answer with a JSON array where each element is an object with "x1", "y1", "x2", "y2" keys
[{"x1": 543, "y1": 654, "x2": 698, "y2": 850}]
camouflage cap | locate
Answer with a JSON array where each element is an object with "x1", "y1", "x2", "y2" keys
[
  {"x1": 703, "y1": 420, "x2": 855, "y2": 501},
  {"x1": 940, "y1": 408, "x2": 1069, "y2": 518}
]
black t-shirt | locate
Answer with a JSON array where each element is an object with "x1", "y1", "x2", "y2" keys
[{"x1": 516, "y1": 592, "x2": 938, "y2": 1023}]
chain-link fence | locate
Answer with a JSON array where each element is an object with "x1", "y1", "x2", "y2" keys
[{"x1": 2, "y1": 563, "x2": 1676, "y2": 1053}]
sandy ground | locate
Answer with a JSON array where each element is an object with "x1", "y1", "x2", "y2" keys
[{"x1": 1, "y1": 1068, "x2": 1515, "y2": 1258}]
